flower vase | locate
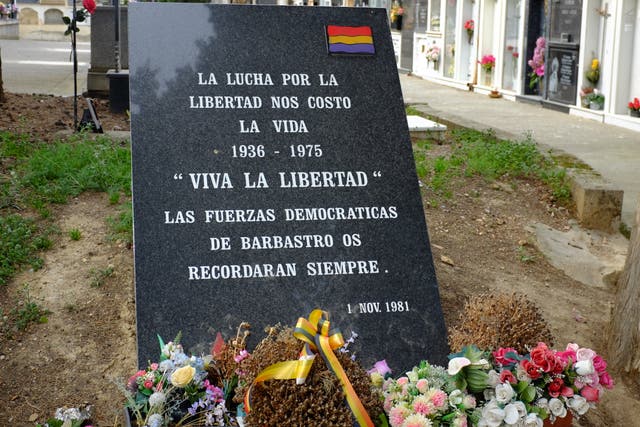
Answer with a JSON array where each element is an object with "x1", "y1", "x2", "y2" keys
[
  {"x1": 630, "y1": 110, "x2": 640, "y2": 118},
  {"x1": 433, "y1": 61, "x2": 438, "y2": 71},
  {"x1": 467, "y1": 31, "x2": 473, "y2": 44},
  {"x1": 543, "y1": 413, "x2": 573, "y2": 427},
  {"x1": 395, "y1": 15, "x2": 403, "y2": 30},
  {"x1": 484, "y1": 71, "x2": 492, "y2": 86},
  {"x1": 590, "y1": 101, "x2": 603, "y2": 110}
]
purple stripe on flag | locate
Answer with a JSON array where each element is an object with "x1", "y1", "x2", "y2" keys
[{"x1": 328, "y1": 43, "x2": 375, "y2": 54}]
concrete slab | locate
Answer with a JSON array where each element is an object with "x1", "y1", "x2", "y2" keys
[{"x1": 406, "y1": 115, "x2": 446, "y2": 140}]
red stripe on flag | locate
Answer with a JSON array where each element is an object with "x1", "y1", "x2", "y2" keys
[{"x1": 327, "y1": 25, "x2": 372, "y2": 37}]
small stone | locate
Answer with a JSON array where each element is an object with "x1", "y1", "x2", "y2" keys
[
  {"x1": 440, "y1": 255, "x2": 454, "y2": 266},
  {"x1": 28, "y1": 413, "x2": 39, "y2": 422}
]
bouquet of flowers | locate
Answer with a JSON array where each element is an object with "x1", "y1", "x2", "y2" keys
[
  {"x1": 628, "y1": 97, "x2": 640, "y2": 112},
  {"x1": 528, "y1": 37, "x2": 546, "y2": 89},
  {"x1": 585, "y1": 58, "x2": 600, "y2": 86},
  {"x1": 378, "y1": 360, "x2": 478, "y2": 427},
  {"x1": 464, "y1": 20, "x2": 474, "y2": 43},
  {"x1": 479, "y1": 55, "x2": 496, "y2": 72},
  {"x1": 448, "y1": 342, "x2": 614, "y2": 426},
  {"x1": 124, "y1": 335, "x2": 237, "y2": 427},
  {"x1": 426, "y1": 45, "x2": 441, "y2": 63}
]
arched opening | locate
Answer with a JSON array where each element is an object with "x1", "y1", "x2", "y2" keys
[{"x1": 44, "y1": 8, "x2": 63, "y2": 25}]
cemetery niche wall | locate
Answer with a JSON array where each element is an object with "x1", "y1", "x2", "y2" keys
[{"x1": 128, "y1": 3, "x2": 449, "y2": 372}]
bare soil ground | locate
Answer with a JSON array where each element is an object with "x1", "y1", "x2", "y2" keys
[{"x1": 0, "y1": 93, "x2": 638, "y2": 426}]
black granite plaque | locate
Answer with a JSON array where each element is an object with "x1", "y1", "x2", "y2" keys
[
  {"x1": 549, "y1": 0, "x2": 582, "y2": 43},
  {"x1": 547, "y1": 46, "x2": 578, "y2": 104},
  {"x1": 129, "y1": 3, "x2": 448, "y2": 373}
]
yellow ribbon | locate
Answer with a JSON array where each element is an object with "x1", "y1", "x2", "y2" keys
[{"x1": 245, "y1": 309, "x2": 374, "y2": 427}]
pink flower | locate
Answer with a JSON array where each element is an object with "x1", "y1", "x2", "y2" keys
[
  {"x1": 599, "y1": 372, "x2": 615, "y2": 389},
  {"x1": 592, "y1": 355, "x2": 607, "y2": 374},
  {"x1": 150, "y1": 363, "x2": 159, "y2": 371},
  {"x1": 576, "y1": 347, "x2": 596, "y2": 362},
  {"x1": 389, "y1": 406, "x2": 409, "y2": 427},
  {"x1": 397, "y1": 376, "x2": 409, "y2": 386},
  {"x1": 234, "y1": 349, "x2": 250, "y2": 363},
  {"x1": 536, "y1": 36, "x2": 546, "y2": 49},
  {"x1": 493, "y1": 348, "x2": 519, "y2": 365},
  {"x1": 430, "y1": 389, "x2": 448, "y2": 408},
  {"x1": 580, "y1": 385, "x2": 600, "y2": 402},
  {"x1": 416, "y1": 378, "x2": 429, "y2": 393},
  {"x1": 369, "y1": 359, "x2": 392, "y2": 376},
  {"x1": 561, "y1": 386, "x2": 574, "y2": 397},
  {"x1": 535, "y1": 65, "x2": 545, "y2": 76},
  {"x1": 556, "y1": 349, "x2": 576, "y2": 366},
  {"x1": 413, "y1": 396, "x2": 433, "y2": 416},
  {"x1": 143, "y1": 380, "x2": 154, "y2": 389}
]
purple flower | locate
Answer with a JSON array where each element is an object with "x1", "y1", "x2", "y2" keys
[{"x1": 369, "y1": 359, "x2": 392, "y2": 376}]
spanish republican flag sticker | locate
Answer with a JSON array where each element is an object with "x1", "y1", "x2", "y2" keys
[{"x1": 326, "y1": 25, "x2": 375, "y2": 55}]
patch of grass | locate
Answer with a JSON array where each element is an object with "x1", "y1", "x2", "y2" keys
[
  {"x1": 517, "y1": 245, "x2": 536, "y2": 263},
  {"x1": 12, "y1": 285, "x2": 50, "y2": 331},
  {"x1": 414, "y1": 129, "x2": 571, "y2": 204},
  {"x1": 17, "y1": 135, "x2": 131, "y2": 207},
  {"x1": 108, "y1": 201, "x2": 133, "y2": 245},
  {"x1": 69, "y1": 228, "x2": 82, "y2": 241},
  {"x1": 0, "y1": 214, "x2": 51, "y2": 285},
  {"x1": 89, "y1": 266, "x2": 114, "y2": 288},
  {"x1": 405, "y1": 105, "x2": 425, "y2": 117}
]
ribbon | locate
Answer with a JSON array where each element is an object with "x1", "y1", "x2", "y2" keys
[{"x1": 244, "y1": 309, "x2": 374, "y2": 427}]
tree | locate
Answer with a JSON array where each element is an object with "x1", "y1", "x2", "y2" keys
[{"x1": 607, "y1": 199, "x2": 640, "y2": 383}]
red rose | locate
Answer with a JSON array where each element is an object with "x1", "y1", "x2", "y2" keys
[
  {"x1": 530, "y1": 343, "x2": 557, "y2": 373},
  {"x1": 634, "y1": 98, "x2": 640, "y2": 109},
  {"x1": 83, "y1": 0, "x2": 96, "y2": 14},
  {"x1": 631, "y1": 102, "x2": 636, "y2": 110},
  {"x1": 561, "y1": 386, "x2": 574, "y2": 397},
  {"x1": 547, "y1": 377, "x2": 564, "y2": 397},
  {"x1": 592, "y1": 355, "x2": 607, "y2": 374},
  {"x1": 521, "y1": 360, "x2": 542, "y2": 380},
  {"x1": 500, "y1": 369, "x2": 517, "y2": 384}
]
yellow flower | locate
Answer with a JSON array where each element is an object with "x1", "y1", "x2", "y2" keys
[
  {"x1": 170, "y1": 365, "x2": 195, "y2": 388},
  {"x1": 591, "y1": 59, "x2": 599, "y2": 70}
]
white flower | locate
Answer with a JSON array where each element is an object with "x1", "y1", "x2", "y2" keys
[
  {"x1": 158, "y1": 359, "x2": 174, "y2": 373},
  {"x1": 481, "y1": 399, "x2": 506, "y2": 427},
  {"x1": 574, "y1": 359, "x2": 595, "y2": 376},
  {"x1": 523, "y1": 413, "x2": 543, "y2": 427},
  {"x1": 148, "y1": 413, "x2": 163, "y2": 427},
  {"x1": 548, "y1": 398, "x2": 567, "y2": 417},
  {"x1": 148, "y1": 391, "x2": 166, "y2": 408},
  {"x1": 495, "y1": 382, "x2": 515, "y2": 404},
  {"x1": 406, "y1": 369, "x2": 419, "y2": 382},
  {"x1": 487, "y1": 370, "x2": 501, "y2": 387},
  {"x1": 535, "y1": 398, "x2": 549, "y2": 411},
  {"x1": 567, "y1": 395, "x2": 590, "y2": 415},
  {"x1": 449, "y1": 389, "x2": 464, "y2": 405},
  {"x1": 503, "y1": 402, "x2": 522, "y2": 425},
  {"x1": 448, "y1": 357, "x2": 471, "y2": 375},
  {"x1": 483, "y1": 388, "x2": 496, "y2": 401},
  {"x1": 515, "y1": 364, "x2": 532, "y2": 383},
  {"x1": 402, "y1": 413, "x2": 433, "y2": 427}
]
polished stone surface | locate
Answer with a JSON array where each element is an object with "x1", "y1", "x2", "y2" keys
[{"x1": 129, "y1": 3, "x2": 448, "y2": 371}]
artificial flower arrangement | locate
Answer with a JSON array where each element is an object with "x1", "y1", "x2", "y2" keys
[
  {"x1": 123, "y1": 330, "x2": 246, "y2": 427},
  {"x1": 479, "y1": 55, "x2": 496, "y2": 72},
  {"x1": 628, "y1": 97, "x2": 640, "y2": 113},
  {"x1": 585, "y1": 58, "x2": 600, "y2": 86},
  {"x1": 376, "y1": 342, "x2": 613, "y2": 427},
  {"x1": 390, "y1": 2, "x2": 404, "y2": 23},
  {"x1": 464, "y1": 20, "x2": 474, "y2": 43},
  {"x1": 426, "y1": 45, "x2": 441, "y2": 63},
  {"x1": 585, "y1": 90, "x2": 605, "y2": 109},
  {"x1": 528, "y1": 37, "x2": 545, "y2": 90}
]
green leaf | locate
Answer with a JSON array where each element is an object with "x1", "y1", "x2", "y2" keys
[
  {"x1": 64, "y1": 28, "x2": 71, "y2": 36},
  {"x1": 515, "y1": 380, "x2": 528, "y2": 393},
  {"x1": 521, "y1": 385, "x2": 536, "y2": 403},
  {"x1": 62, "y1": 16, "x2": 71, "y2": 24}
]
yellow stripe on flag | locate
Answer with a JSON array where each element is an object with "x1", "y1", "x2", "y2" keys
[{"x1": 328, "y1": 35, "x2": 373, "y2": 45}]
